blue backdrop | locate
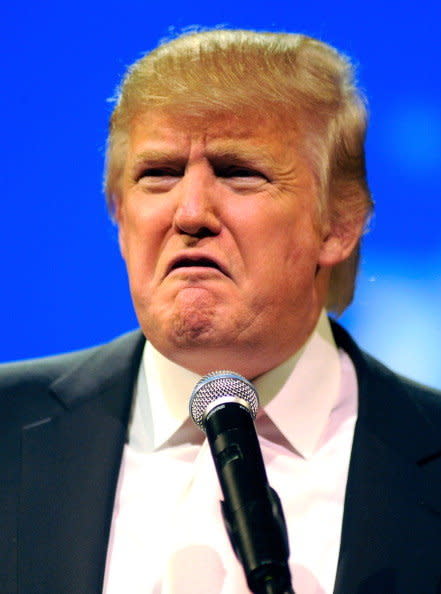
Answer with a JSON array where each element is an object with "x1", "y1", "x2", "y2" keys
[{"x1": 2, "y1": 1, "x2": 440, "y2": 389}]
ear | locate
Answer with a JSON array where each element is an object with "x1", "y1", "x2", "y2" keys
[
  {"x1": 114, "y1": 200, "x2": 127, "y2": 260},
  {"x1": 318, "y1": 216, "x2": 365, "y2": 268}
]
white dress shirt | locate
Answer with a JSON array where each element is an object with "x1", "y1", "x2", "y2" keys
[{"x1": 104, "y1": 311, "x2": 358, "y2": 593}]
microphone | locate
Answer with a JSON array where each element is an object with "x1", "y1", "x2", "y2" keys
[{"x1": 189, "y1": 371, "x2": 294, "y2": 594}]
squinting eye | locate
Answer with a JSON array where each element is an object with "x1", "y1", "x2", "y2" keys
[
  {"x1": 134, "y1": 167, "x2": 183, "y2": 193},
  {"x1": 138, "y1": 167, "x2": 182, "y2": 179},
  {"x1": 215, "y1": 167, "x2": 268, "y2": 186},
  {"x1": 215, "y1": 166, "x2": 269, "y2": 190},
  {"x1": 217, "y1": 167, "x2": 266, "y2": 179}
]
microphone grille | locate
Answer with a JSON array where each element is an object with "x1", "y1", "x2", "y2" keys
[{"x1": 190, "y1": 370, "x2": 259, "y2": 429}]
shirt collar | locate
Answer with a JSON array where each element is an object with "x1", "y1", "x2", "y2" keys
[
  {"x1": 130, "y1": 310, "x2": 340, "y2": 458},
  {"x1": 255, "y1": 310, "x2": 340, "y2": 458}
]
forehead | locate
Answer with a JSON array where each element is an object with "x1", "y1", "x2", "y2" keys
[{"x1": 126, "y1": 108, "x2": 300, "y2": 163}]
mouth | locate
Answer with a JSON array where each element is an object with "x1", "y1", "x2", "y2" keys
[{"x1": 166, "y1": 255, "x2": 227, "y2": 277}]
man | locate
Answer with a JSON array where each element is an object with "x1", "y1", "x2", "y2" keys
[{"x1": 1, "y1": 29, "x2": 441, "y2": 594}]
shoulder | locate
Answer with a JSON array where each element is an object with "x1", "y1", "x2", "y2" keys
[
  {"x1": 0, "y1": 330, "x2": 145, "y2": 425},
  {"x1": 0, "y1": 329, "x2": 144, "y2": 382},
  {"x1": 363, "y1": 348, "x2": 441, "y2": 418},
  {"x1": 0, "y1": 344, "x2": 104, "y2": 391},
  {"x1": 331, "y1": 319, "x2": 441, "y2": 421}
]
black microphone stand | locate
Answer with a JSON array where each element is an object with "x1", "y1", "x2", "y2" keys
[{"x1": 205, "y1": 403, "x2": 296, "y2": 594}]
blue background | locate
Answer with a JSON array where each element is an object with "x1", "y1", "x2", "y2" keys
[{"x1": 2, "y1": 1, "x2": 440, "y2": 389}]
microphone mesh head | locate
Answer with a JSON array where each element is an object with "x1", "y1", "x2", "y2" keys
[{"x1": 190, "y1": 370, "x2": 259, "y2": 429}]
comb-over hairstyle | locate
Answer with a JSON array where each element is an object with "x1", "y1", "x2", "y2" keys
[{"x1": 105, "y1": 29, "x2": 373, "y2": 314}]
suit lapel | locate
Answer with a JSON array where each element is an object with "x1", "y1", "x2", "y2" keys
[
  {"x1": 19, "y1": 331, "x2": 145, "y2": 594},
  {"x1": 332, "y1": 323, "x2": 441, "y2": 593},
  {"x1": 17, "y1": 323, "x2": 441, "y2": 593}
]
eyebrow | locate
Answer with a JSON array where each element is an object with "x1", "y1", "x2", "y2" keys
[
  {"x1": 205, "y1": 141, "x2": 276, "y2": 166},
  {"x1": 132, "y1": 150, "x2": 187, "y2": 167},
  {"x1": 131, "y1": 147, "x2": 273, "y2": 170}
]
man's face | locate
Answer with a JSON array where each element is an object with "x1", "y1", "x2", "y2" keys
[{"x1": 117, "y1": 109, "x2": 351, "y2": 378}]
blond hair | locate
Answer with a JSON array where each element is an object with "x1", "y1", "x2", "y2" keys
[{"x1": 105, "y1": 29, "x2": 373, "y2": 313}]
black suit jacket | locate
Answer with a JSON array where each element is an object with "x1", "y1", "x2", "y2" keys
[{"x1": 1, "y1": 323, "x2": 441, "y2": 594}]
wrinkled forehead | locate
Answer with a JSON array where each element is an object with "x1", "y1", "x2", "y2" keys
[
  {"x1": 131, "y1": 103, "x2": 296, "y2": 135},
  {"x1": 125, "y1": 106, "x2": 304, "y2": 160}
]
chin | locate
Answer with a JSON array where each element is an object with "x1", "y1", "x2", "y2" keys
[
  {"x1": 142, "y1": 301, "x2": 222, "y2": 349},
  {"x1": 171, "y1": 314, "x2": 218, "y2": 344},
  {"x1": 171, "y1": 287, "x2": 241, "y2": 342}
]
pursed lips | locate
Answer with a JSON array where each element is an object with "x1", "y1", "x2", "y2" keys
[{"x1": 165, "y1": 254, "x2": 229, "y2": 278}]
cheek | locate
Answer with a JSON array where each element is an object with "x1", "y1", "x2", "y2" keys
[
  {"x1": 263, "y1": 232, "x2": 323, "y2": 304},
  {"x1": 285, "y1": 234, "x2": 323, "y2": 279},
  {"x1": 119, "y1": 217, "x2": 162, "y2": 290},
  {"x1": 248, "y1": 216, "x2": 320, "y2": 271},
  {"x1": 121, "y1": 197, "x2": 170, "y2": 254}
]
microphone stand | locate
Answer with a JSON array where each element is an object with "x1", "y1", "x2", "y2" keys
[{"x1": 205, "y1": 404, "x2": 296, "y2": 594}]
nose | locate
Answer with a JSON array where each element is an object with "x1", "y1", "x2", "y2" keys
[{"x1": 173, "y1": 164, "x2": 222, "y2": 239}]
